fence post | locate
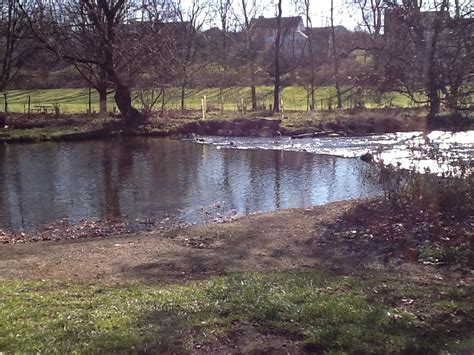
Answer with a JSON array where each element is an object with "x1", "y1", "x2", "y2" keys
[
  {"x1": 201, "y1": 96, "x2": 206, "y2": 120},
  {"x1": 3, "y1": 93, "x2": 7, "y2": 113},
  {"x1": 280, "y1": 97, "x2": 284, "y2": 118},
  {"x1": 161, "y1": 88, "x2": 166, "y2": 116},
  {"x1": 88, "y1": 85, "x2": 92, "y2": 114}
]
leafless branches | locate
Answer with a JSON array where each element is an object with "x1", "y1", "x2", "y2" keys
[{"x1": 0, "y1": 0, "x2": 31, "y2": 91}]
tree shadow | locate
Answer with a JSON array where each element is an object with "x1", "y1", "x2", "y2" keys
[
  {"x1": 124, "y1": 215, "x2": 303, "y2": 283},
  {"x1": 303, "y1": 196, "x2": 473, "y2": 273},
  {"x1": 135, "y1": 310, "x2": 191, "y2": 354}
]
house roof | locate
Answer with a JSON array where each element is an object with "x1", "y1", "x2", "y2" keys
[
  {"x1": 203, "y1": 27, "x2": 222, "y2": 36},
  {"x1": 249, "y1": 16, "x2": 303, "y2": 31},
  {"x1": 157, "y1": 21, "x2": 191, "y2": 33},
  {"x1": 201, "y1": 27, "x2": 245, "y2": 44},
  {"x1": 305, "y1": 27, "x2": 331, "y2": 38},
  {"x1": 306, "y1": 25, "x2": 348, "y2": 37}
]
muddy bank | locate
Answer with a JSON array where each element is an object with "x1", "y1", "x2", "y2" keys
[
  {"x1": 171, "y1": 117, "x2": 282, "y2": 137},
  {"x1": 0, "y1": 198, "x2": 471, "y2": 283},
  {"x1": 0, "y1": 126, "x2": 118, "y2": 143}
]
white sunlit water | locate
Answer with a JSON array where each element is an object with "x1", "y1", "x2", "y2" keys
[{"x1": 195, "y1": 131, "x2": 474, "y2": 176}]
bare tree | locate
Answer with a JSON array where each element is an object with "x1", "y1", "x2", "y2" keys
[
  {"x1": 250, "y1": 5, "x2": 307, "y2": 113},
  {"x1": 170, "y1": 0, "x2": 209, "y2": 110},
  {"x1": 435, "y1": 0, "x2": 473, "y2": 111},
  {"x1": 215, "y1": 0, "x2": 232, "y2": 38},
  {"x1": 211, "y1": 0, "x2": 234, "y2": 106},
  {"x1": 273, "y1": 0, "x2": 283, "y2": 112},
  {"x1": 0, "y1": 0, "x2": 31, "y2": 92},
  {"x1": 294, "y1": 0, "x2": 316, "y2": 110},
  {"x1": 330, "y1": 0, "x2": 342, "y2": 109},
  {"x1": 234, "y1": 0, "x2": 262, "y2": 110},
  {"x1": 357, "y1": 0, "x2": 385, "y2": 37},
  {"x1": 73, "y1": 63, "x2": 109, "y2": 115},
  {"x1": 381, "y1": 0, "x2": 473, "y2": 116},
  {"x1": 23, "y1": 0, "x2": 172, "y2": 127}
]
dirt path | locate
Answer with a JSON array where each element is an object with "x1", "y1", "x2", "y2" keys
[{"x1": 0, "y1": 200, "x2": 470, "y2": 284}]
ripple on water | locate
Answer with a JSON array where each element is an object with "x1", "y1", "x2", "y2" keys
[{"x1": 198, "y1": 131, "x2": 474, "y2": 176}]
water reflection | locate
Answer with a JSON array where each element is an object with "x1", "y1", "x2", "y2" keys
[{"x1": 0, "y1": 138, "x2": 380, "y2": 231}]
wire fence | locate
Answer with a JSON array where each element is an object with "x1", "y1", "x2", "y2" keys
[{"x1": 0, "y1": 86, "x2": 451, "y2": 116}]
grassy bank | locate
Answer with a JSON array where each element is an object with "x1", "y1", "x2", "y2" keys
[
  {"x1": 0, "y1": 114, "x2": 123, "y2": 143},
  {"x1": 1, "y1": 187, "x2": 472, "y2": 352},
  {"x1": 1, "y1": 177, "x2": 472, "y2": 352},
  {"x1": 2, "y1": 85, "x2": 472, "y2": 143},
  {"x1": 3, "y1": 86, "x2": 422, "y2": 114},
  {"x1": 1, "y1": 271, "x2": 472, "y2": 353}
]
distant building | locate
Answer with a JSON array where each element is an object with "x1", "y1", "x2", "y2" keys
[{"x1": 249, "y1": 16, "x2": 308, "y2": 55}]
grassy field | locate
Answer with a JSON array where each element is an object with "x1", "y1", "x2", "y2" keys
[
  {"x1": 1, "y1": 271, "x2": 472, "y2": 353},
  {"x1": 2, "y1": 86, "x2": 422, "y2": 114}
]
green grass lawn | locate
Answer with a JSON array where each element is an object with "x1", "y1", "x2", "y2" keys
[
  {"x1": 2, "y1": 86, "x2": 422, "y2": 114},
  {"x1": 1, "y1": 271, "x2": 472, "y2": 353}
]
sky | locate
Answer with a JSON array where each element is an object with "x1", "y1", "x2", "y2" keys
[
  {"x1": 180, "y1": 0, "x2": 362, "y2": 30},
  {"x1": 264, "y1": 0, "x2": 361, "y2": 29}
]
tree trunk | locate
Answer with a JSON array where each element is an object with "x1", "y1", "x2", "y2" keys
[
  {"x1": 114, "y1": 84, "x2": 144, "y2": 128},
  {"x1": 330, "y1": 0, "x2": 342, "y2": 109},
  {"x1": 335, "y1": 82, "x2": 342, "y2": 109},
  {"x1": 251, "y1": 84, "x2": 257, "y2": 111},
  {"x1": 304, "y1": 0, "x2": 315, "y2": 111},
  {"x1": 446, "y1": 81, "x2": 459, "y2": 110},
  {"x1": 161, "y1": 86, "x2": 166, "y2": 115},
  {"x1": 180, "y1": 83, "x2": 186, "y2": 110},
  {"x1": 273, "y1": 0, "x2": 283, "y2": 113},
  {"x1": 427, "y1": 10, "x2": 442, "y2": 118},
  {"x1": 103, "y1": 41, "x2": 143, "y2": 126},
  {"x1": 98, "y1": 66, "x2": 107, "y2": 115},
  {"x1": 99, "y1": 86, "x2": 107, "y2": 115},
  {"x1": 428, "y1": 83, "x2": 440, "y2": 117},
  {"x1": 273, "y1": 75, "x2": 280, "y2": 113}
]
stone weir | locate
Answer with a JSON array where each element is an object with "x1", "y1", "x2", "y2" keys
[{"x1": 179, "y1": 118, "x2": 282, "y2": 137}]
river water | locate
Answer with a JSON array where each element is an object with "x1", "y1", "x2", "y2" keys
[
  {"x1": 0, "y1": 137, "x2": 379, "y2": 231},
  {"x1": 1, "y1": 131, "x2": 471, "y2": 232},
  {"x1": 199, "y1": 131, "x2": 473, "y2": 176}
]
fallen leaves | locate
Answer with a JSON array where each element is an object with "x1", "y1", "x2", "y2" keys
[
  {"x1": 319, "y1": 197, "x2": 473, "y2": 269},
  {"x1": 0, "y1": 218, "x2": 160, "y2": 244},
  {"x1": 0, "y1": 203, "x2": 240, "y2": 245}
]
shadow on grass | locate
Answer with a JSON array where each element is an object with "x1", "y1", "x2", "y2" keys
[
  {"x1": 136, "y1": 310, "x2": 190, "y2": 354},
  {"x1": 133, "y1": 271, "x2": 473, "y2": 354},
  {"x1": 1, "y1": 270, "x2": 472, "y2": 353}
]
